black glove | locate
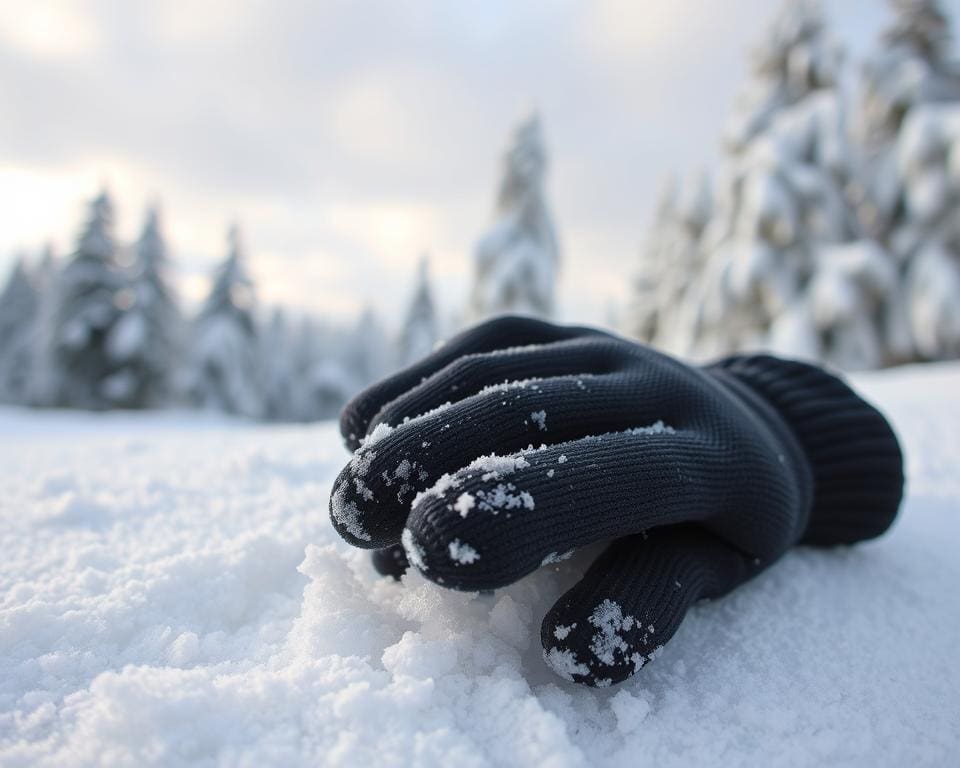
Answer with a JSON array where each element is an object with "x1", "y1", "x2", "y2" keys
[{"x1": 329, "y1": 316, "x2": 903, "y2": 687}]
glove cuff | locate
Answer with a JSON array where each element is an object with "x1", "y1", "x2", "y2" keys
[{"x1": 710, "y1": 354, "x2": 904, "y2": 545}]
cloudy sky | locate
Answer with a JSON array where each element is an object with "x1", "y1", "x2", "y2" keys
[{"x1": 2, "y1": 0, "x2": 957, "y2": 329}]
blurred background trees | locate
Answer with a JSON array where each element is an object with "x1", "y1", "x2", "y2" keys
[
  {"x1": 1, "y1": 0, "x2": 959, "y2": 421},
  {"x1": 629, "y1": 0, "x2": 960, "y2": 370}
]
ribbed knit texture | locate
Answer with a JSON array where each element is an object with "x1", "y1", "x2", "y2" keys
[
  {"x1": 710, "y1": 354, "x2": 904, "y2": 545},
  {"x1": 329, "y1": 317, "x2": 904, "y2": 687}
]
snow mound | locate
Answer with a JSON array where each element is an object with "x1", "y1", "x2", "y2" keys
[{"x1": 2, "y1": 363, "x2": 960, "y2": 765}]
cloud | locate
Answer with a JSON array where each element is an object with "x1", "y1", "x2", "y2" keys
[
  {"x1": 0, "y1": 0, "x2": 898, "y2": 327},
  {"x1": 0, "y1": 1, "x2": 102, "y2": 61}
]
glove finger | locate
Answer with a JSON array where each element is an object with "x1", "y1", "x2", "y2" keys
[
  {"x1": 370, "y1": 544, "x2": 408, "y2": 580},
  {"x1": 367, "y1": 335, "x2": 624, "y2": 433},
  {"x1": 400, "y1": 426, "x2": 731, "y2": 590},
  {"x1": 541, "y1": 526, "x2": 754, "y2": 687},
  {"x1": 329, "y1": 371, "x2": 691, "y2": 549},
  {"x1": 340, "y1": 315, "x2": 610, "y2": 450}
]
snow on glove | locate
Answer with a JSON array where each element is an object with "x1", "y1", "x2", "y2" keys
[{"x1": 329, "y1": 316, "x2": 904, "y2": 687}]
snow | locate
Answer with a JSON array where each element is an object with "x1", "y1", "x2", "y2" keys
[
  {"x1": 448, "y1": 539, "x2": 481, "y2": 566},
  {"x1": 2, "y1": 362, "x2": 960, "y2": 765},
  {"x1": 454, "y1": 492, "x2": 476, "y2": 518},
  {"x1": 475, "y1": 483, "x2": 535, "y2": 513}
]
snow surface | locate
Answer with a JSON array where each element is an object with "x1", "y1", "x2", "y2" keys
[{"x1": 2, "y1": 363, "x2": 960, "y2": 766}]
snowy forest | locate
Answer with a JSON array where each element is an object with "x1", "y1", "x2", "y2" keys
[
  {"x1": 2, "y1": 0, "x2": 959, "y2": 421},
  {"x1": 629, "y1": 0, "x2": 960, "y2": 369}
]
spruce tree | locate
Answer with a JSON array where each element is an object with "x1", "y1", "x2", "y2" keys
[
  {"x1": 627, "y1": 179, "x2": 676, "y2": 345},
  {"x1": 471, "y1": 114, "x2": 560, "y2": 321},
  {"x1": 0, "y1": 258, "x2": 40, "y2": 403},
  {"x1": 857, "y1": 0, "x2": 960, "y2": 360},
  {"x1": 188, "y1": 226, "x2": 263, "y2": 417},
  {"x1": 26, "y1": 246, "x2": 59, "y2": 406},
  {"x1": 399, "y1": 257, "x2": 439, "y2": 367},
  {"x1": 689, "y1": 0, "x2": 896, "y2": 369},
  {"x1": 105, "y1": 207, "x2": 183, "y2": 407},
  {"x1": 49, "y1": 191, "x2": 124, "y2": 409}
]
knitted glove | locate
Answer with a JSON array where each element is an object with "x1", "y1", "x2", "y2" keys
[{"x1": 329, "y1": 316, "x2": 903, "y2": 687}]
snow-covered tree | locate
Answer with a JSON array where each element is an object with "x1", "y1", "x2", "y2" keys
[
  {"x1": 627, "y1": 179, "x2": 676, "y2": 344},
  {"x1": 689, "y1": 0, "x2": 867, "y2": 363},
  {"x1": 898, "y1": 106, "x2": 960, "y2": 358},
  {"x1": 724, "y1": 0, "x2": 844, "y2": 153},
  {"x1": 27, "y1": 246, "x2": 60, "y2": 406},
  {"x1": 621, "y1": 0, "x2": 914, "y2": 370},
  {"x1": 857, "y1": 0, "x2": 960, "y2": 239},
  {"x1": 48, "y1": 191, "x2": 126, "y2": 409},
  {"x1": 258, "y1": 308, "x2": 300, "y2": 421},
  {"x1": 341, "y1": 307, "x2": 390, "y2": 390},
  {"x1": 399, "y1": 257, "x2": 439, "y2": 367},
  {"x1": 470, "y1": 114, "x2": 560, "y2": 321},
  {"x1": 188, "y1": 226, "x2": 263, "y2": 418},
  {"x1": 0, "y1": 258, "x2": 40, "y2": 403},
  {"x1": 105, "y1": 207, "x2": 183, "y2": 408},
  {"x1": 629, "y1": 173, "x2": 713, "y2": 355},
  {"x1": 855, "y1": 0, "x2": 960, "y2": 361}
]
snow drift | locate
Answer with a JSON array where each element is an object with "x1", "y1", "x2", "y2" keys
[{"x1": 1, "y1": 362, "x2": 959, "y2": 766}]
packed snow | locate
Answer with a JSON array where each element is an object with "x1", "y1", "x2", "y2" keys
[{"x1": 2, "y1": 362, "x2": 960, "y2": 766}]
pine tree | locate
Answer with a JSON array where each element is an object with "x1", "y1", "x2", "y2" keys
[
  {"x1": 399, "y1": 257, "x2": 439, "y2": 367},
  {"x1": 48, "y1": 191, "x2": 125, "y2": 409},
  {"x1": 25, "y1": 246, "x2": 59, "y2": 407},
  {"x1": 856, "y1": 0, "x2": 960, "y2": 360},
  {"x1": 724, "y1": 0, "x2": 844, "y2": 153},
  {"x1": 105, "y1": 207, "x2": 183, "y2": 407},
  {"x1": 0, "y1": 258, "x2": 40, "y2": 403},
  {"x1": 627, "y1": 179, "x2": 676, "y2": 344},
  {"x1": 686, "y1": 0, "x2": 900, "y2": 369},
  {"x1": 471, "y1": 114, "x2": 560, "y2": 321},
  {"x1": 647, "y1": 173, "x2": 713, "y2": 356},
  {"x1": 258, "y1": 307, "x2": 318, "y2": 422},
  {"x1": 188, "y1": 226, "x2": 263, "y2": 417},
  {"x1": 623, "y1": 0, "x2": 960, "y2": 369},
  {"x1": 342, "y1": 307, "x2": 390, "y2": 390}
]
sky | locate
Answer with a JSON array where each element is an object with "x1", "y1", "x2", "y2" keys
[{"x1": 2, "y1": 0, "x2": 958, "y2": 330}]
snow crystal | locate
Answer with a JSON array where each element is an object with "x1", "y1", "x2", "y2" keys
[
  {"x1": 558, "y1": 454, "x2": 567, "y2": 464},
  {"x1": 547, "y1": 469, "x2": 555, "y2": 478},
  {"x1": 541, "y1": 549, "x2": 575, "y2": 566},
  {"x1": 448, "y1": 539, "x2": 480, "y2": 565},
  {"x1": 553, "y1": 623, "x2": 576, "y2": 640},
  {"x1": 411, "y1": 472, "x2": 462, "y2": 507},
  {"x1": 626, "y1": 420, "x2": 675, "y2": 436},
  {"x1": 478, "y1": 377, "x2": 544, "y2": 396},
  {"x1": 476, "y1": 483, "x2": 535, "y2": 513},
  {"x1": 401, "y1": 400, "x2": 454, "y2": 425},
  {"x1": 360, "y1": 421, "x2": 395, "y2": 448},
  {"x1": 530, "y1": 410, "x2": 548, "y2": 431},
  {"x1": 542, "y1": 647, "x2": 589, "y2": 682},
  {"x1": 588, "y1": 599, "x2": 633, "y2": 666},
  {"x1": 454, "y1": 492, "x2": 476, "y2": 518},
  {"x1": 349, "y1": 447, "x2": 376, "y2": 478},
  {"x1": 401, "y1": 527, "x2": 427, "y2": 571},
  {"x1": 466, "y1": 452, "x2": 531, "y2": 481},
  {"x1": 330, "y1": 482, "x2": 371, "y2": 541}
]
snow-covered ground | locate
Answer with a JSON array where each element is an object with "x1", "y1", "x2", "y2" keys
[{"x1": 1, "y1": 363, "x2": 958, "y2": 767}]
